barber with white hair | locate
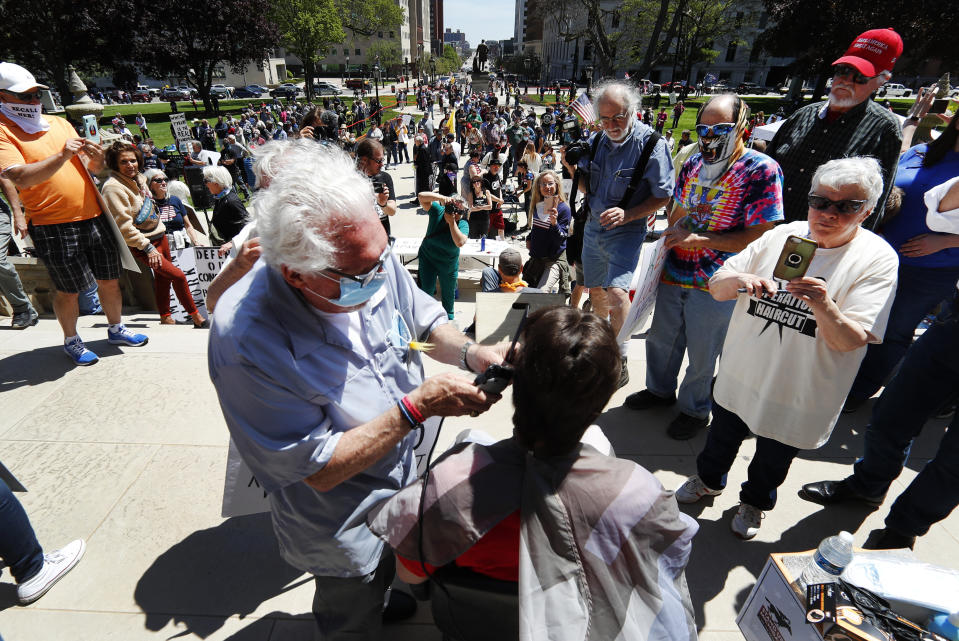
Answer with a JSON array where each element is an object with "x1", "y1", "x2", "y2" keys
[
  {"x1": 561, "y1": 80, "x2": 674, "y2": 388},
  {"x1": 674, "y1": 157, "x2": 899, "y2": 540},
  {"x1": 208, "y1": 144, "x2": 507, "y2": 640}
]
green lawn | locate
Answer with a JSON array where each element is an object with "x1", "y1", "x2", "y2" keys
[{"x1": 69, "y1": 95, "x2": 413, "y2": 149}]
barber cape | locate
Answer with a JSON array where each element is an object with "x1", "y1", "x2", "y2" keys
[{"x1": 367, "y1": 438, "x2": 698, "y2": 641}]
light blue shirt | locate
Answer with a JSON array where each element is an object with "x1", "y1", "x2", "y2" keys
[
  {"x1": 577, "y1": 119, "x2": 675, "y2": 227},
  {"x1": 208, "y1": 254, "x2": 447, "y2": 577}
]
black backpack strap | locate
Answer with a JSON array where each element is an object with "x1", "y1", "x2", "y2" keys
[{"x1": 616, "y1": 131, "x2": 662, "y2": 210}]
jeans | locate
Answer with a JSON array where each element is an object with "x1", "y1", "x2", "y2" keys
[
  {"x1": 848, "y1": 263, "x2": 959, "y2": 400},
  {"x1": 846, "y1": 311, "x2": 959, "y2": 536},
  {"x1": 645, "y1": 283, "x2": 735, "y2": 418},
  {"x1": 0, "y1": 477, "x2": 44, "y2": 584},
  {"x1": 0, "y1": 203, "x2": 33, "y2": 313},
  {"x1": 397, "y1": 142, "x2": 410, "y2": 163},
  {"x1": 581, "y1": 217, "x2": 646, "y2": 290},
  {"x1": 312, "y1": 552, "x2": 394, "y2": 640},
  {"x1": 696, "y1": 403, "x2": 801, "y2": 511}
]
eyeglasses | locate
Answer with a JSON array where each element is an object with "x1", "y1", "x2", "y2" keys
[
  {"x1": 322, "y1": 237, "x2": 395, "y2": 287},
  {"x1": 599, "y1": 113, "x2": 629, "y2": 125},
  {"x1": 151, "y1": 178, "x2": 168, "y2": 184},
  {"x1": 807, "y1": 194, "x2": 866, "y2": 215},
  {"x1": 369, "y1": 156, "x2": 385, "y2": 165},
  {"x1": 832, "y1": 64, "x2": 875, "y2": 85},
  {"x1": 1, "y1": 89, "x2": 42, "y2": 101},
  {"x1": 695, "y1": 123, "x2": 737, "y2": 138}
]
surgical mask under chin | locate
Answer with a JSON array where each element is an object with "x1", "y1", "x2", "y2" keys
[
  {"x1": 0, "y1": 101, "x2": 50, "y2": 134},
  {"x1": 305, "y1": 271, "x2": 386, "y2": 308},
  {"x1": 698, "y1": 131, "x2": 739, "y2": 182}
]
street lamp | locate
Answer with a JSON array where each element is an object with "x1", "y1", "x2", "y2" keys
[
  {"x1": 346, "y1": 52, "x2": 350, "y2": 83},
  {"x1": 429, "y1": 56, "x2": 436, "y2": 84},
  {"x1": 373, "y1": 55, "x2": 381, "y2": 105},
  {"x1": 586, "y1": 65, "x2": 594, "y2": 98},
  {"x1": 405, "y1": 56, "x2": 410, "y2": 92}
]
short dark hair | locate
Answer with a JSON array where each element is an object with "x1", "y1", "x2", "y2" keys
[
  {"x1": 105, "y1": 141, "x2": 143, "y2": 172},
  {"x1": 512, "y1": 306, "x2": 620, "y2": 457},
  {"x1": 355, "y1": 138, "x2": 383, "y2": 160}
]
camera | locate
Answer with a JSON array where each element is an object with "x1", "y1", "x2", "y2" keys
[
  {"x1": 373, "y1": 181, "x2": 386, "y2": 194},
  {"x1": 785, "y1": 252, "x2": 803, "y2": 267},
  {"x1": 563, "y1": 140, "x2": 591, "y2": 165},
  {"x1": 559, "y1": 114, "x2": 582, "y2": 147}
]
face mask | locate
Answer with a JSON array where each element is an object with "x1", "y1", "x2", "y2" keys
[
  {"x1": 212, "y1": 187, "x2": 231, "y2": 200},
  {"x1": 0, "y1": 101, "x2": 50, "y2": 134},
  {"x1": 445, "y1": 171, "x2": 456, "y2": 182},
  {"x1": 305, "y1": 270, "x2": 386, "y2": 308}
]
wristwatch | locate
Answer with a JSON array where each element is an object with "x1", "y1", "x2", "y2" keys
[{"x1": 459, "y1": 340, "x2": 475, "y2": 372}]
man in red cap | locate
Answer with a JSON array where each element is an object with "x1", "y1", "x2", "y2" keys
[{"x1": 767, "y1": 28, "x2": 903, "y2": 229}]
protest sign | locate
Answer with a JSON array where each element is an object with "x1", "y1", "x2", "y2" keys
[
  {"x1": 170, "y1": 113, "x2": 190, "y2": 144},
  {"x1": 617, "y1": 237, "x2": 668, "y2": 343},
  {"x1": 192, "y1": 246, "x2": 227, "y2": 306},
  {"x1": 161, "y1": 242, "x2": 207, "y2": 323}
]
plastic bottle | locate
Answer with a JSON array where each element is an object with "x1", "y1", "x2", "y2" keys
[
  {"x1": 480, "y1": 234, "x2": 486, "y2": 251},
  {"x1": 797, "y1": 531, "x2": 854, "y2": 592},
  {"x1": 928, "y1": 612, "x2": 959, "y2": 641}
]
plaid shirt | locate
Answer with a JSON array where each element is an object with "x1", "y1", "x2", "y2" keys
[{"x1": 767, "y1": 99, "x2": 901, "y2": 229}]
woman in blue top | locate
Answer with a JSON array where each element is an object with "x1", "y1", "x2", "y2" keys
[
  {"x1": 524, "y1": 170, "x2": 571, "y2": 296},
  {"x1": 847, "y1": 110, "x2": 959, "y2": 407},
  {"x1": 415, "y1": 192, "x2": 470, "y2": 319},
  {"x1": 144, "y1": 169, "x2": 203, "y2": 247}
]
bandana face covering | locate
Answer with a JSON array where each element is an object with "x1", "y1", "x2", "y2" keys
[
  {"x1": 697, "y1": 106, "x2": 748, "y2": 184},
  {"x1": 0, "y1": 101, "x2": 50, "y2": 134}
]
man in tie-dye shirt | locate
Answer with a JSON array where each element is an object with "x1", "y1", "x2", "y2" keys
[{"x1": 625, "y1": 94, "x2": 784, "y2": 440}]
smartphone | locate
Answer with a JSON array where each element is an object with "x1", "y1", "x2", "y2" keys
[
  {"x1": 544, "y1": 195, "x2": 557, "y2": 211},
  {"x1": 773, "y1": 235, "x2": 818, "y2": 281},
  {"x1": 82, "y1": 115, "x2": 100, "y2": 144},
  {"x1": 932, "y1": 98, "x2": 950, "y2": 114}
]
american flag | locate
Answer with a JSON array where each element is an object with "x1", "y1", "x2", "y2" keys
[{"x1": 569, "y1": 92, "x2": 596, "y2": 124}]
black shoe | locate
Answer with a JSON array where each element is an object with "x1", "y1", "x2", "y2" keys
[
  {"x1": 799, "y1": 479, "x2": 884, "y2": 507},
  {"x1": 666, "y1": 412, "x2": 709, "y2": 440},
  {"x1": 618, "y1": 357, "x2": 629, "y2": 389},
  {"x1": 644, "y1": 230, "x2": 663, "y2": 243},
  {"x1": 382, "y1": 588, "x2": 417, "y2": 623},
  {"x1": 862, "y1": 527, "x2": 916, "y2": 550},
  {"x1": 624, "y1": 389, "x2": 676, "y2": 410}
]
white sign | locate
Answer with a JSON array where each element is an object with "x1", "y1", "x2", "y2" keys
[
  {"x1": 162, "y1": 241, "x2": 207, "y2": 323},
  {"x1": 170, "y1": 113, "x2": 190, "y2": 144},
  {"x1": 617, "y1": 238, "x2": 668, "y2": 343},
  {"x1": 192, "y1": 246, "x2": 227, "y2": 306},
  {"x1": 221, "y1": 417, "x2": 442, "y2": 518}
]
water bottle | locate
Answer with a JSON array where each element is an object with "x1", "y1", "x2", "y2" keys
[
  {"x1": 480, "y1": 234, "x2": 486, "y2": 251},
  {"x1": 797, "y1": 531, "x2": 854, "y2": 591},
  {"x1": 928, "y1": 612, "x2": 959, "y2": 641}
]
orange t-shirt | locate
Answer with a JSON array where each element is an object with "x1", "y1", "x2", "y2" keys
[{"x1": 0, "y1": 114, "x2": 102, "y2": 226}]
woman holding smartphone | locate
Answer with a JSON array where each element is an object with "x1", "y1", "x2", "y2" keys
[
  {"x1": 524, "y1": 170, "x2": 571, "y2": 295},
  {"x1": 466, "y1": 172, "x2": 492, "y2": 239}
]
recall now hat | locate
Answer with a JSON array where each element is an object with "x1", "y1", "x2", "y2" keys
[
  {"x1": 498, "y1": 248, "x2": 522, "y2": 276},
  {"x1": 832, "y1": 28, "x2": 903, "y2": 77},
  {"x1": 0, "y1": 62, "x2": 48, "y2": 93}
]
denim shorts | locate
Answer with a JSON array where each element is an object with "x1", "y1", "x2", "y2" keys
[{"x1": 581, "y1": 215, "x2": 646, "y2": 289}]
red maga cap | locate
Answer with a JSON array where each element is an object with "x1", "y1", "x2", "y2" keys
[{"x1": 832, "y1": 28, "x2": 904, "y2": 77}]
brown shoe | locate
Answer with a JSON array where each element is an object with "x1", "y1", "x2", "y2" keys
[{"x1": 159, "y1": 315, "x2": 176, "y2": 325}]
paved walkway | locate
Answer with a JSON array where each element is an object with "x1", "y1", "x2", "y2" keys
[{"x1": 2, "y1": 103, "x2": 957, "y2": 640}]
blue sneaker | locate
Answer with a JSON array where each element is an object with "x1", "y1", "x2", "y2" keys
[
  {"x1": 107, "y1": 325, "x2": 149, "y2": 347},
  {"x1": 64, "y1": 337, "x2": 99, "y2": 366}
]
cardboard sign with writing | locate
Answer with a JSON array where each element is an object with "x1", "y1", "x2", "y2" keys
[
  {"x1": 192, "y1": 246, "x2": 227, "y2": 306},
  {"x1": 162, "y1": 241, "x2": 207, "y2": 322},
  {"x1": 617, "y1": 238, "x2": 668, "y2": 343},
  {"x1": 170, "y1": 113, "x2": 190, "y2": 144}
]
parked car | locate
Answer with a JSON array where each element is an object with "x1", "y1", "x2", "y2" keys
[
  {"x1": 132, "y1": 89, "x2": 152, "y2": 102},
  {"x1": 878, "y1": 83, "x2": 912, "y2": 98},
  {"x1": 176, "y1": 85, "x2": 198, "y2": 98},
  {"x1": 345, "y1": 78, "x2": 371, "y2": 90},
  {"x1": 270, "y1": 83, "x2": 301, "y2": 99},
  {"x1": 160, "y1": 87, "x2": 189, "y2": 100},
  {"x1": 736, "y1": 82, "x2": 764, "y2": 94},
  {"x1": 248, "y1": 84, "x2": 270, "y2": 94},
  {"x1": 233, "y1": 85, "x2": 263, "y2": 98},
  {"x1": 313, "y1": 81, "x2": 342, "y2": 96},
  {"x1": 210, "y1": 84, "x2": 233, "y2": 99}
]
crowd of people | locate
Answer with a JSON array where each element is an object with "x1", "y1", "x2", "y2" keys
[{"x1": 0, "y1": 23, "x2": 958, "y2": 641}]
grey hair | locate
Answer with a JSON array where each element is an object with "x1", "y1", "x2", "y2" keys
[
  {"x1": 143, "y1": 168, "x2": 166, "y2": 182},
  {"x1": 253, "y1": 143, "x2": 378, "y2": 275},
  {"x1": 251, "y1": 139, "x2": 318, "y2": 189},
  {"x1": 810, "y1": 156, "x2": 884, "y2": 212},
  {"x1": 201, "y1": 165, "x2": 233, "y2": 189},
  {"x1": 166, "y1": 179, "x2": 192, "y2": 203},
  {"x1": 592, "y1": 80, "x2": 643, "y2": 116}
]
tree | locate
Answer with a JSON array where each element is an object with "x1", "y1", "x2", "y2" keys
[
  {"x1": 0, "y1": 0, "x2": 125, "y2": 104},
  {"x1": 434, "y1": 44, "x2": 462, "y2": 76},
  {"x1": 367, "y1": 41, "x2": 402, "y2": 77},
  {"x1": 541, "y1": 0, "x2": 621, "y2": 78},
  {"x1": 337, "y1": 0, "x2": 405, "y2": 39},
  {"x1": 271, "y1": 0, "x2": 345, "y2": 102},
  {"x1": 757, "y1": 0, "x2": 959, "y2": 99},
  {"x1": 133, "y1": 0, "x2": 280, "y2": 112}
]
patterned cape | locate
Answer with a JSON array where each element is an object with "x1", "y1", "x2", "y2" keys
[{"x1": 367, "y1": 438, "x2": 699, "y2": 641}]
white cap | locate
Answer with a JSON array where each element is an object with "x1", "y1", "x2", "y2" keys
[
  {"x1": 0, "y1": 62, "x2": 48, "y2": 93},
  {"x1": 839, "y1": 531, "x2": 854, "y2": 543}
]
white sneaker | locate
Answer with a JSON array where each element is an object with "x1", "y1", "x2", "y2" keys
[
  {"x1": 675, "y1": 475, "x2": 722, "y2": 504},
  {"x1": 731, "y1": 504, "x2": 764, "y2": 540},
  {"x1": 17, "y1": 539, "x2": 86, "y2": 604}
]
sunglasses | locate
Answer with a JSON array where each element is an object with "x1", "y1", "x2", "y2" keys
[
  {"x1": 695, "y1": 122, "x2": 737, "y2": 137},
  {"x1": 832, "y1": 64, "x2": 875, "y2": 85},
  {"x1": 322, "y1": 237, "x2": 395, "y2": 287},
  {"x1": 1, "y1": 89, "x2": 42, "y2": 101},
  {"x1": 807, "y1": 194, "x2": 866, "y2": 215},
  {"x1": 151, "y1": 178, "x2": 168, "y2": 184}
]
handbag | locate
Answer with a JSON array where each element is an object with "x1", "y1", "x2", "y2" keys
[{"x1": 133, "y1": 196, "x2": 160, "y2": 233}]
